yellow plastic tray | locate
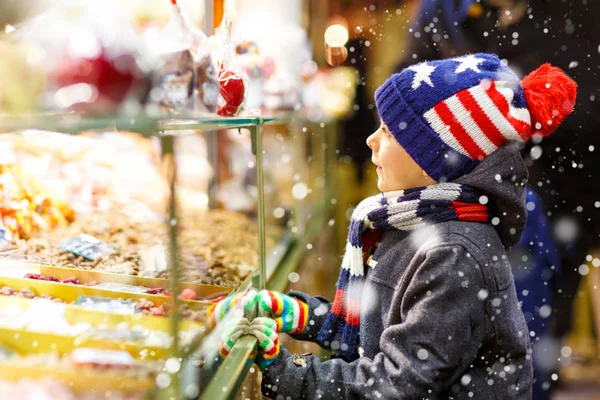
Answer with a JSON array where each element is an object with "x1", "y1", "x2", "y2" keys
[
  {"x1": 0, "y1": 363, "x2": 155, "y2": 392},
  {"x1": 0, "y1": 327, "x2": 172, "y2": 360},
  {"x1": 0, "y1": 295, "x2": 204, "y2": 333},
  {"x1": 0, "y1": 275, "x2": 211, "y2": 311},
  {"x1": 38, "y1": 264, "x2": 233, "y2": 299}
]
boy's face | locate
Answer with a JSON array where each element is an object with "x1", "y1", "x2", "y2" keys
[{"x1": 367, "y1": 122, "x2": 437, "y2": 192}]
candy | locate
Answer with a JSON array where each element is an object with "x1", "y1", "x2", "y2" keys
[
  {"x1": 178, "y1": 288, "x2": 197, "y2": 300},
  {"x1": 61, "y1": 277, "x2": 81, "y2": 285},
  {"x1": 145, "y1": 288, "x2": 166, "y2": 295},
  {"x1": 157, "y1": 50, "x2": 195, "y2": 110},
  {"x1": 217, "y1": 69, "x2": 245, "y2": 117},
  {"x1": 0, "y1": 164, "x2": 74, "y2": 241}
]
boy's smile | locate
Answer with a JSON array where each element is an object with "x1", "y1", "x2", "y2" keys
[{"x1": 367, "y1": 122, "x2": 436, "y2": 192}]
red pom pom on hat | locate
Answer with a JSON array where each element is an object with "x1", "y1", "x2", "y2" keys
[{"x1": 521, "y1": 63, "x2": 577, "y2": 138}]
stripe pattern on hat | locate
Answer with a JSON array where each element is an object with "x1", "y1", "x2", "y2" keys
[
  {"x1": 424, "y1": 80, "x2": 532, "y2": 161},
  {"x1": 375, "y1": 53, "x2": 535, "y2": 181}
]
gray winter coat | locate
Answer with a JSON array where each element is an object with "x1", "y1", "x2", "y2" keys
[{"x1": 261, "y1": 143, "x2": 533, "y2": 400}]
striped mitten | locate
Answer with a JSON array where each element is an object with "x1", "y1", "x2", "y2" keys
[
  {"x1": 218, "y1": 316, "x2": 280, "y2": 370},
  {"x1": 207, "y1": 289, "x2": 261, "y2": 327},
  {"x1": 257, "y1": 290, "x2": 309, "y2": 335},
  {"x1": 219, "y1": 317, "x2": 251, "y2": 358},
  {"x1": 249, "y1": 317, "x2": 280, "y2": 370}
]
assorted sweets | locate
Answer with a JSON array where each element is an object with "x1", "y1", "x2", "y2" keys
[
  {"x1": 4, "y1": 209, "x2": 262, "y2": 287},
  {"x1": 0, "y1": 164, "x2": 75, "y2": 242},
  {"x1": 0, "y1": 282, "x2": 211, "y2": 322},
  {"x1": 0, "y1": 299, "x2": 200, "y2": 348}
]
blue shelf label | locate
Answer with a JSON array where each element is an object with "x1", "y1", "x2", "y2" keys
[{"x1": 58, "y1": 234, "x2": 117, "y2": 261}]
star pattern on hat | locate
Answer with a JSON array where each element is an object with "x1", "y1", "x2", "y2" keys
[
  {"x1": 454, "y1": 55, "x2": 486, "y2": 74},
  {"x1": 407, "y1": 62, "x2": 436, "y2": 90}
]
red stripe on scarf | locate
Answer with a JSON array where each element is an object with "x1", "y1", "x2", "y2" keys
[
  {"x1": 330, "y1": 289, "x2": 347, "y2": 317},
  {"x1": 347, "y1": 298, "x2": 361, "y2": 326},
  {"x1": 451, "y1": 201, "x2": 489, "y2": 222}
]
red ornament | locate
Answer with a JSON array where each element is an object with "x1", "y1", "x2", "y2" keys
[
  {"x1": 217, "y1": 69, "x2": 245, "y2": 116},
  {"x1": 54, "y1": 46, "x2": 137, "y2": 113},
  {"x1": 521, "y1": 63, "x2": 577, "y2": 138}
]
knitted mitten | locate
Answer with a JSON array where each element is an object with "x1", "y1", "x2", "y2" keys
[
  {"x1": 257, "y1": 290, "x2": 309, "y2": 335},
  {"x1": 249, "y1": 317, "x2": 280, "y2": 370},
  {"x1": 219, "y1": 317, "x2": 251, "y2": 358},
  {"x1": 207, "y1": 289, "x2": 261, "y2": 327},
  {"x1": 219, "y1": 316, "x2": 280, "y2": 370}
]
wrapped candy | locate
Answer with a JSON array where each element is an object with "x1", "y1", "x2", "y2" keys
[
  {"x1": 0, "y1": 163, "x2": 75, "y2": 241},
  {"x1": 16, "y1": 0, "x2": 151, "y2": 114},
  {"x1": 218, "y1": 69, "x2": 246, "y2": 116},
  {"x1": 155, "y1": 48, "x2": 195, "y2": 110},
  {"x1": 152, "y1": 0, "x2": 219, "y2": 113},
  {"x1": 212, "y1": 14, "x2": 246, "y2": 117}
]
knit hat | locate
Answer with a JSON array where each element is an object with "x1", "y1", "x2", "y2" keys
[{"x1": 374, "y1": 53, "x2": 577, "y2": 182}]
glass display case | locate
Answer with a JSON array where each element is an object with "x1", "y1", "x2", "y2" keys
[
  {"x1": 0, "y1": 111, "x2": 337, "y2": 399},
  {"x1": 0, "y1": 1, "x2": 341, "y2": 396}
]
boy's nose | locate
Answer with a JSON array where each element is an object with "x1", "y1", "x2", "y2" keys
[{"x1": 366, "y1": 131, "x2": 378, "y2": 150}]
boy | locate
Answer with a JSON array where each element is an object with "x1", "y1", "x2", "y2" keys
[{"x1": 211, "y1": 53, "x2": 576, "y2": 399}]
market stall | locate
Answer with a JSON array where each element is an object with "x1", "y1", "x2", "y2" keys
[{"x1": 0, "y1": 0, "x2": 348, "y2": 398}]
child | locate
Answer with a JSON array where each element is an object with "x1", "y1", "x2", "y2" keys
[{"x1": 210, "y1": 53, "x2": 577, "y2": 399}]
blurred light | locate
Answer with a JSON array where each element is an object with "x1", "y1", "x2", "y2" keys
[
  {"x1": 324, "y1": 44, "x2": 348, "y2": 67},
  {"x1": 288, "y1": 272, "x2": 300, "y2": 283},
  {"x1": 4, "y1": 25, "x2": 15, "y2": 34},
  {"x1": 292, "y1": 182, "x2": 309, "y2": 200},
  {"x1": 327, "y1": 15, "x2": 349, "y2": 31},
  {"x1": 54, "y1": 84, "x2": 98, "y2": 109},
  {"x1": 324, "y1": 24, "x2": 349, "y2": 47},
  {"x1": 165, "y1": 357, "x2": 181, "y2": 373},
  {"x1": 273, "y1": 207, "x2": 285, "y2": 219}
]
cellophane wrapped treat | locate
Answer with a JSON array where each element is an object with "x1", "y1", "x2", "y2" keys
[
  {"x1": 211, "y1": 14, "x2": 247, "y2": 117},
  {"x1": 151, "y1": 0, "x2": 218, "y2": 113}
]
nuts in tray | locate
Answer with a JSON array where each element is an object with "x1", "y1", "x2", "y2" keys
[{"x1": 3, "y1": 209, "x2": 267, "y2": 287}]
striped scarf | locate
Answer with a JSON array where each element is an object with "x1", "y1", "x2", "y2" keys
[{"x1": 317, "y1": 183, "x2": 490, "y2": 360}]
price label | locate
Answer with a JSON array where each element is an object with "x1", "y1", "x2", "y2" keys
[{"x1": 58, "y1": 234, "x2": 117, "y2": 261}]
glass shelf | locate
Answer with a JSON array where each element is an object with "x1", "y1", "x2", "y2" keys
[{"x1": 0, "y1": 112, "x2": 298, "y2": 135}]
